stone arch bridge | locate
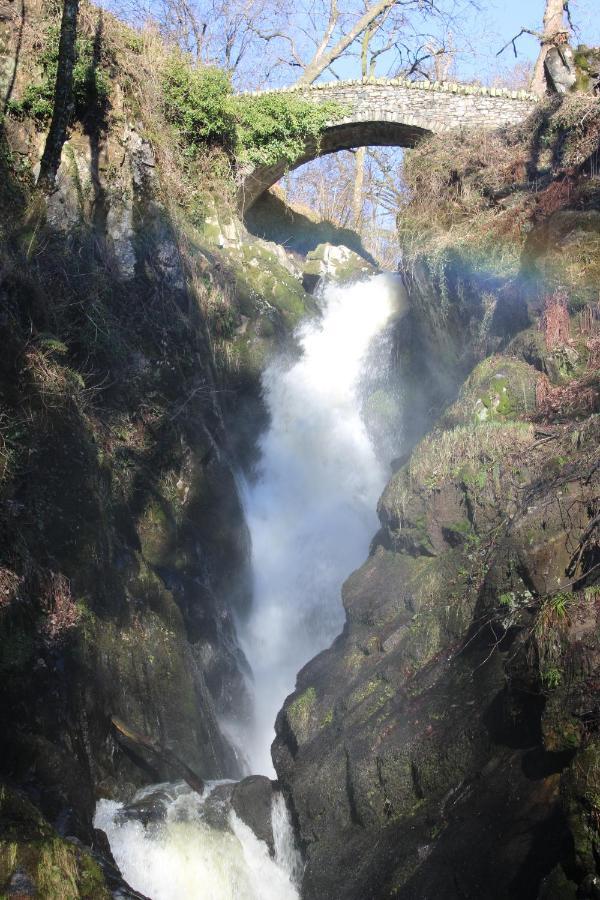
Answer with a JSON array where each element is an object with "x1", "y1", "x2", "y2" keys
[{"x1": 238, "y1": 78, "x2": 538, "y2": 211}]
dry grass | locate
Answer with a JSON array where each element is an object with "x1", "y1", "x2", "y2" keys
[
  {"x1": 0, "y1": 568, "x2": 21, "y2": 609},
  {"x1": 397, "y1": 94, "x2": 600, "y2": 271},
  {"x1": 407, "y1": 421, "x2": 534, "y2": 487},
  {"x1": 42, "y1": 572, "x2": 80, "y2": 640},
  {"x1": 535, "y1": 353, "x2": 600, "y2": 422},
  {"x1": 540, "y1": 290, "x2": 571, "y2": 351}
]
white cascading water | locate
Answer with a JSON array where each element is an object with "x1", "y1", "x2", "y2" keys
[
  {"x1": 93, "y1": 274, "x2": 402, "y2": 899},
  {"x1": 95, "y1": 783, "x2": 301, "y2": 900},
  {"x1": 238, "y1": 273, "x2": 402, "y2": 774}
]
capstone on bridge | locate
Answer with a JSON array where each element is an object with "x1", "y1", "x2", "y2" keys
[{"x1": 238, "y1": 78, "x2": 539, "y2": 211}]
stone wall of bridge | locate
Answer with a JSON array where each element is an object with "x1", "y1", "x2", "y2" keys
[{"x1": 238, "y1": 78, "x2": 539, "y2": 210}]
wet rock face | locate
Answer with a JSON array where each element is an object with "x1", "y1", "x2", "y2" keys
[
  {"x1": 116, "y1": 791, "x2": 173, "y2": 828},
  {"x1": 273, "y1": 411, "x2": 599, "y2": 899},
  {"x1": 0, "y1": 83, "x2": 320, "y2": 891},
  {"x1": 0, "y1": 121, "x2": 263, "y2": 845},
  {"x1": 231, "y1": 776, "x2": 275, "y2": 853}
]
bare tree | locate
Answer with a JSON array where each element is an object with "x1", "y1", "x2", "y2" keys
[
  {"x1": 530, "y1": 0, "x2": 574, "y2": 95},
  {"x1": 38, "y1": 0, "x2": 80, "y2": 191},
  {"x1": 295, "y1": 0, "x2": 397, "y2": 84},
  {"x1": 424, "y1": 32, "x2": 456, "y2": 81},
  {"x1": 352, "y1": 6, "x2": 380, "y2": 227},
  {"x1": 104, "y1": 0, "x2": 477, "y2": 89},
  {"x1": 497, "y1": 1, "x2": 576, "y2": 96}
]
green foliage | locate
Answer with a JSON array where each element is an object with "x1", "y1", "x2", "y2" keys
[
  {"x1": 321, "y1": 709, "x2": 333, "y2": 727},
  {"x1": 549, "y1": 591, "x2": 574, "y2": 618},
  {"x1": 7, "y1": 25, "x2": 110, "y2": 124},
  {"x1": 37, "y1": 334, "x2": 68, "y2": 356},
  {"x1": 233, "y1": 92, "x2": 341, "y2": 167},
  {"x1": 541, "y1": 666, "x2": 562, "y2": 690},
  {"x1": 290, "y1": 686, "x2": 316, "y2": 718},
  {"x1": 162, "y1": 56, "x2": 343, "y2": 168},
  {"x1": 162, "y1": 59, "x2": 236, "y2": 152}
]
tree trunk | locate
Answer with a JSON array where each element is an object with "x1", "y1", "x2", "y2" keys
[
  {"x1": 296, "y1": 0, "x2": 396, "y2": 85},
  {"x1": 530, "y1": 0, "x2": 569, "y2": 95},
  {"x1": 352, "y1": 147, "x2": 366, "y2": 227},
  {"x1": 352, "y1": 22, "x2": 374, "y2": 228},
  {"x1": 38, "y1": 0, "x2": 80, "y2": 192},
  {"x1": 111, "y1": 717, "x2": 205, "y2": 795}
]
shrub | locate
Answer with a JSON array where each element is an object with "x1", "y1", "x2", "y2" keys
[
  {"x1": 162, "y1": 56, "x2": 343, "y2": 168},
  {"x1": 42, "y1": 572, "x2": 81, "y2": 641},
  {"x1": 397, "y1": 94, "x2": 600, "y2": 269},
  {"x1": 232, "y1": 92, "x2": 341, "y2": 168},
  {"x1": 162, "y1": 59, "x2": 236, "y2": 152}
]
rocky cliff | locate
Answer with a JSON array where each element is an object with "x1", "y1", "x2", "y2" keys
[
  {"x1": 273, "y1": 95, "x2": 600, "y2": 900},
  {"x1": 1, "y1": 2, "x2": 599, "y2": 897}
]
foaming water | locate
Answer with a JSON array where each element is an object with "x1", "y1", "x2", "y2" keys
[
  {"x1": 94, "y1": 783, "x2": 300, "y2": 900},
  {"x1": 239, "y1": 274, "x2": 402, "y2": 773}
]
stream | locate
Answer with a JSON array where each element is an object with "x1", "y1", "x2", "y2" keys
[{"x1": 94, "y1": 273, "x2": 403, "y2": 898}]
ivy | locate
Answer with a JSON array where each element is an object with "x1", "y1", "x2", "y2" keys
[
  {"x1": 233, "y1": 92, "x2": 342, "y2": 168},
  {"x1": 162, "y1": 60, "x2": 236, "y2": 152},
  {"x1": 162, "y1": 56, "x2": 345, "y2": 169}
]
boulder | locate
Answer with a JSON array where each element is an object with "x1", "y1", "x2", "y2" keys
[
  {"x1": 545, "y1": 45, "x2": 577, "y2": 94},
  {"x1": 115, "y1": 790, "x2": 172, "y2": 827},
  {"x1": 231, "y1": 775, "x2": 275, "y2": 853},
  {"x1": 302, "y1": 243, "x2": 374, "y2": 293}
]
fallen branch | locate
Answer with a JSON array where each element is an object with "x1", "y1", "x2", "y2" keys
[
  {"x1": 111, "y1": 716, "x2": 205, "y2": 795},
  {"x1": 567, "y1": 514, "x2": 600, "y2": 577}
]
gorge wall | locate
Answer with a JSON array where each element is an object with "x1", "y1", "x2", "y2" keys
[
  {"x1": 273, "y1": 98, "x2": 600, "y2": 899},
  {"x1": 1, "y1": 3, "x2": 599, "y2": 898},
  {"x1": 0, "y1": 3, "x2": 325, "y2": 890}
]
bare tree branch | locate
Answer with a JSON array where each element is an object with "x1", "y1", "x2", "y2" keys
[{"x1": 296, "y1": 0, "x2": 398, "y2": 84}]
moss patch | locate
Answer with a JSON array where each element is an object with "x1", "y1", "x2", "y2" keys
[{"x1": 0, "y1": 786, "x2": 110, "y2": 899}]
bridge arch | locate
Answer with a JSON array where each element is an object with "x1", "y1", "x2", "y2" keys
[
  {"x1": 240, "y1": 116, "x2": 432, "y2": 212},
  {"x1": 238, "y1": 78, "x2": 538, "y2": 211}
]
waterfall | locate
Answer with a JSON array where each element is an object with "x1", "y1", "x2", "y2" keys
[
  {"x1": 237, "y1": 273, "x2": 402, "y2": 774},
  {"x1": 94, "y1": 783, "x2": 301, "y2": 900},
  {"x1": 94, "y1": 273, "x2": 403, "y2": 898}
]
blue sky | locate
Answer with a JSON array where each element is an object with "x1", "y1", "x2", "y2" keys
[
  {"x1": 325, "y1": 0, "x2": 600, "y2": 86},
  {"x1": 462, "y1": 0, "x2": 599, "y2": 79}
]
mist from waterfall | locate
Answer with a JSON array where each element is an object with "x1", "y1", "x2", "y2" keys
[{"x1": 237, "y1": 273, "x2": 404, "y2": 774}]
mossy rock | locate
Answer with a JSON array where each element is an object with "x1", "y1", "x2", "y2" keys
[
  {"x1": 562, "y1": 738, "x2": 600, "y2": 879},
  {"x1": 0, "y1": 785, "x2": 111, "y2": 899},
  {"x1": 441, "y1": 355, "x2": 539, "y2": 427},
  {"x1": 286, "y1": 686, "x2": 318, "y2": 745},
  {"x1": 136, "y1": 494, "x2": 176, "y2": 568},
  {"x1": 224, "y1": 241, "x2": 311, "y2": 339},
  {"x1": 379, "y1": 421, "x2": 533, "y2": 558},
  {"x1": 302, "y1": 243, "x2": 374, "y2": 293},
  {"x1": 573, "y1": 45, "x2": 600, "y2": 93}
]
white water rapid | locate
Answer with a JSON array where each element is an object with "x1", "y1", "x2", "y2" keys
[
  {"x1": 94, "y1": 273, "x2": 403, "y2": 899},
  {"x1": 238, "y1": 273, "x2": 402, "y2": 774},
  {"x1": 95, "y1": 782, "x2": 302, "y2": 900}
]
